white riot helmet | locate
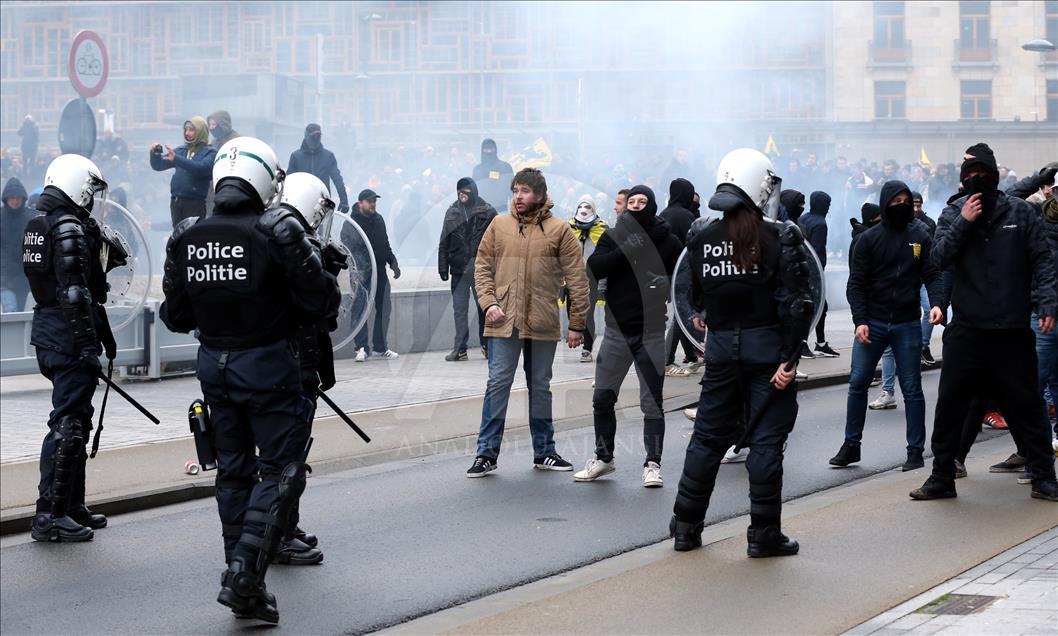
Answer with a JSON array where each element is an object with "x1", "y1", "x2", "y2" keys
[
  {"x1": 712, "y1": 148, "x2": 782, "y2": 220},
  {"x1": 280, "y1": 172, "x2": 335, "y2": 231},
  {"x1": 44, "y1": 154, "x2": 107, "y2": 211},
  {"x1": 212, "y1": 137, "x2": 282, "y2": 207}
]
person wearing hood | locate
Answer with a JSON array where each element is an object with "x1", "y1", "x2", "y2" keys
[
  {"x1": 287, "y1": 124, "x2": 350, "y2": 213},
  {"x1": 348, "y1": 189, "x2": 400, "y2": 362},
  {"x1": 833, "y1": 180, "x2": 945, "y2": 474},
  {"x1": 471, "y1": 138, "x2": 514, "y2": 213},
  {"x1": 1, "y1": 177, "x2": 33, "y2": 312},
  {"x1": 467, "y1": 168, "x2": 589, "y2": 477},
  {"x1": 799, "y1": 191, "x2": 839, "y2": 358},
  {"x1": 207, "y1": 110, "x2": 240, "y2": 150},
  {"x1": 779, "y1": 189, "x2": 805, "y2": 224},
  {"x1": 564, "y1": 195, "x2": 609, "y2": 362},
  {"x1": 438, "y1": 177, "x2": 497, "y2": 361},
  {"x1": 573, "y1": 185, "x2": 681, "y2": 487},
  {"x1": 150, "y1": 117, "x2": 217, "y2": 228},
  {"x1": 668, "y1": 149, "x2": 815, "y2": 556},
  {"x1": 18, "y1": 115, "x2": 38, "y2": 175},
  {"x1": 659, "y1": 178, "x2": 702, "y2": 376}
]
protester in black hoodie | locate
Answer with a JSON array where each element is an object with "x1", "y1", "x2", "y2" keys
[
  {"x1": 779, "y1": 189, "x2": 805, "y2": 224},
  {"x1": 799, "y1": 191, "x2": 837, "y2": 357},
  {"x1": 911, "y1": 143, "x2": 1058, "y2": 502},
  {"x1": 1, "y1": 177, "x2": 33, "y2": 312},
  {"x1": 832, "y1": 180, "x2": 944, "y2": 472},
  {"x1": 438, "y1": 177, "x2": 497, "y2": 361},
  {"x1": 288, "y1": 124, "x2": 350, "y2": 213},
  {"x1": 574, "y1": 185, "x2": 681, "y2": 487},
  {"x1": 659, "y1": 178, "x2": 701, "y2": 374},
  {"x1": 471, "y1": 138, "x2": 514, "y2": 213}
]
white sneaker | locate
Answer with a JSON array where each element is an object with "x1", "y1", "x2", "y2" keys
[
  {"x1": 573, "y1": 458, "x2": 615, "y2": 482},
  {"x1": 379, "y1": 350, "x2": 399, "y2": 359},
  {"x1": 643, "y1": 461, "x2": 664, "y2": 488},
  {"x1": 665, "y1": 364, "x2": 691, "y2": 377},
  {"x1": 868, "y1": 390, "x2": 897, "y2": 410},
  {"x1": 354, "y1": 348, "x2": 367, "y2": 362},
  {"x1": 795, "y1": 370, "x2": 808, "y2": 380},
  {"x1": 683, "y1": 407, "x2": 697, "y2": 421},
  {"x1": 721, "y1": 445, "x2": 749, "y2": 464}
]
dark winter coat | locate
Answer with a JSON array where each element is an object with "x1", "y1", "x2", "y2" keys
[
  {"x1": 798, "y1": 191, "x2": 830, "y2": 268},
  {"x1": 847, "y1": 181, "x2": 943, "y2": 327},
  {"x1": 658, "y1": 177, "x2": 696, "y2": 246},
  {"x1": 471, "y1": 138, "x2": 514, "y2": 213},
  {"x1": 287, "y1": 133, "x2": 349, "y2": 209},
  {"x1": 150, "y1": 136, "x2": 216, "y2": 201},
  {"x1": 207, "y1": 110, "x2": 240, "y2": 149},
  {"x1": 349, "y1": 204, "x2": 397, "y2": 270},
  {"x1": 438, "y1": 178, "x2": 497, "y2": 276},
  {"x1": 1, "y1": 178, "x2": 34, "y2": 302}
]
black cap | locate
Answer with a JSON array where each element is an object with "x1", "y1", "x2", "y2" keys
[
  {"x1": 306, "y1": 123, "x2": 322, "y2": 136},
  {"x1": 960, "y1": 142, "x2": 998, "y2": 180},
  {"x1": 358, "y1": 188, "x2": 381, "y2": 202}
]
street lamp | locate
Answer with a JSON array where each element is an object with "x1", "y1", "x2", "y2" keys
[{"x1": 1022, "y1": 39, "x2": 1056, "y2": 53}]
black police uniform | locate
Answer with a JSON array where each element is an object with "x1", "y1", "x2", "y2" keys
[
  {"x1": 23, "y1": 187, "x2": 124, "y2": 542},
  {"x1": 160, "y1": 178, "x2": 339, "y2": 622},
  {"x1": 672, "y1": 199, "x2": 814, "y2": 556}
]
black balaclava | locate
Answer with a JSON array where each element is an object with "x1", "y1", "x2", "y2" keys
[
  {"x1": 456, "y1": 176, "x2": 478, "y2": 207},
  {"x1": 625, "y1": 184, "x2": 658, "y2": 227},
  {"x1": 779, "y1": 189, "x2": 805, "y2": 222},
  {"x1": 959, "y1": 142, "x2": 1000, "y2": 212},
  {"x1": 690, "y1": 193, "x2": 701, "y2": 218},
  {"x1": 860, "y1": 202, "x2": 882, "y2": 226},
  {"x1": 880, "y1": 180, "x2": 914, "y2": 230},
  {"x1": 668, "y1": 178, "x2": 695, "y2": 209},
  {"x1": 481, "y1": 138, "x2": 498, "y2": 164},
  {"x1": 304, "y1": 123, "x2": 323, "y2": 152}
]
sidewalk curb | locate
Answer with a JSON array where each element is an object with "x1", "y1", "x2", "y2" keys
[{"x1": 0, "y1": 362, "x2": 921, "y2": 536}]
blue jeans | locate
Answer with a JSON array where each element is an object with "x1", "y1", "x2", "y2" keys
[
  {"x1": 475, "y1": 330, "x2": 558, "y2": 460},
  {"x1": 846, "y1": 320, "x2": 926, "y2": 451},
  {"x1": 1032, "y1": 315, "x2": 1058, "y2": 437},
  {"x1": 881, "y1": 347, "x2": 896, "y2": 394},
  {"x1": 920, "y1": 286, "x2": 933, "y2": 347}
]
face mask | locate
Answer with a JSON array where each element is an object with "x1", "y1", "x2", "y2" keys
[
  {"x1": 963, "y1": 174, "x2": 998, "y2": 196},
  {"x1": 887, "y1": 202, "x2": 914, "y2": 229},
  {"x1": 574, "y1": 204, "x2": 596, "y2": 223}
]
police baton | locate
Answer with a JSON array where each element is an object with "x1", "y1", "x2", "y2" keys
[
  {"x1": 96, "y1": 370, "x2": 160, "y2": 424},
  {"x1": 731, "y1": 355, "x2": 800, "y2": 454},
  {"x1": 317, "y1": 390, "x2": 371, "y2": 444}
]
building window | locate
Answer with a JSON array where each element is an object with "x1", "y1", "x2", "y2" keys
[
  {"x1": 959, "y1": 1, "x2": 989, "y2": 49},
  {"x1": 1046, "y1": 1, "x2": 1058, "y2": 62},
  {"x1": 875, "y1": 81, "x2": 906, "y2": 118},
  {"x1": 873, "y1": 2, "x2": 905, "y2": 48},
  {"x1": 1048, "y1": 79, "x2": 1058, "y2": 122},
  {"x1": 960, "y1": 80, "x2": 992, "y2": 119}
]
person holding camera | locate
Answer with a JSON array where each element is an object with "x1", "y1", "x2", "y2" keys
[{"x1": 150, "y1": 117, "x2": 216, "y2": 229}]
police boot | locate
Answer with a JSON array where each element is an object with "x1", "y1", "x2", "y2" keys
[
  {"x1": 217, "y1": 555, "x2": 279, "y2": 624},
  {"x1": 669, "y1": 515, "x2": 704, "y2": 552},
  {"x1": 31, "y1": 513, "x2": 93, "y2": 543},
  {"x1": 293, "y1": 526, "x2": 318, "y2": 548},
  {"x1": 274, "y1": 536, "x2": 323, "y2": 565},
  {"x1": 747, "y1": 525, "x2": 799, "y2": 558},
  {"x1": 69, "y1": 505, "x2": 108, "y2": 529}
]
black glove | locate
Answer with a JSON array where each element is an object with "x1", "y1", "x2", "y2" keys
[
  {"x1": 322, "y1": 241, "x2": 350, "y2": 275},
  {"x1": 391, "y1": 263, "x2": 401, "y2": 279},
  {"x1": 78, "y1": 348, "x2": 102, "y2": 373},
  {"x1": 439, "y1": 271, "x2": 449, "y2": 282},
  {"x1": 337, "y1": 203, "x2": 350, "y2": 214}
]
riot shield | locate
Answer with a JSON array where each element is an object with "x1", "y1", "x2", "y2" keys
[
  {"x1": 320, "y1": 211, "x2": 377, "y2": 352},
  {"x1": 671, "y1": 221, "x2": 827, "y2": 353},
  {"x1": 93, "y1": 197, "x2": 151, "y2": 331}
]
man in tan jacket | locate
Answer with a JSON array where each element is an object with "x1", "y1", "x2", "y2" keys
[{"x1": 467, "y1": 168, "x2": 590, "y2": 477}]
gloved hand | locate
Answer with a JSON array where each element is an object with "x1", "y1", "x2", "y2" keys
[
  {"x1": 322, "y1": 241, "x2": 349, "y2": 275},
  {"x1": 439, "y1": 271, "x2": 449, "y2": 282},
  {"x1": 337, "y1": 203, "x2": 350, "y2": 214},
  {"x1": 78, "y1": 348, "x2": 102, "y2": 373},
  {"x1": 391, "y1": 263, "x2": 401, "y2": 279}
]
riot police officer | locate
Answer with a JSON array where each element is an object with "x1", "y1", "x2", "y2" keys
[
  {"x1": 161, "y1": 138, "x2": 339, "y2": 623},
  {"x1": 670, "y1": 148, "x2": 815, "y2": 557},
  {"x1": 271, "y1": 171, "x2": 348, "y2": 566},
  {"x1": 24, "y1": 154, "x2": 124, "y2": 543}
]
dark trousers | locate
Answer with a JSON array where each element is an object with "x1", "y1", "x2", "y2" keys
[
  {"x1": 170, "y1": 197, "x2": 206, "y2": 229},
  {"x1": 815, "y1": 301, "x2": 829, "y2": 343},
  {"x1": 592, "y1": 327, "x2": 666, "y2": 464},
  {"x1": 197, "y1": 341, "x2": 312, "y2": 560},
  {"x1": 665, "y1": 314, "x2": 699, "y2": 365},
  {"x1": 930, "y1": 323, "x2": 1056, "y2": 483},
  {"x1": 35, "y1": 348, "x2": 96, "y2": 513},
  {"x1": 675, "y1": 356, "x2": 798, "y2": 528},
  {"x1": 355, "y1": 271, "x2": 391, "y2": 353},
  {"x1": 451, "y1": 270, "x2": 484, "y2": 353}
]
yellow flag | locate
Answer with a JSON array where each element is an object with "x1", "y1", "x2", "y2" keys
[
  {"x1": 919, "y1": 147, "x2": 931, "y2": 166},
  {"x1": 509, "y1": 137, "x2": 553, "y2": 171},
  {"x1": 764, "y1": 135, "x2": 779, "y2": 157}
]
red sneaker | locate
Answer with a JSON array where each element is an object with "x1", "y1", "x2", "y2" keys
[{"x1": 983, "y1": 411, "x2": 1008, "y2": 430}]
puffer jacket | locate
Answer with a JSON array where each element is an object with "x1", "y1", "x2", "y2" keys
[{"x1": 474, "y1": 197, "x2": 589, "y2": 340}]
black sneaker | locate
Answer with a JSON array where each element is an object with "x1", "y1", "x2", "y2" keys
[
  {"x1": 747, "y1": 526, "x2": 799, "y2": 558},
  {"x1": 989, "y1": 453, "x2": 1028, "y2": 473},
  {"x1": 798, "y1": 342, "x2": 816, "y2": 360},
  {"x1": 669, "y1": 516, "x2": 704, "y2": 552},
  {"x1": 902, "y1": 449, "x2": 925, "y2": 472},
  {"x1": 814, "y1": 342, "x2": 840, "y2": 358},
  {"x1": 466, "y1": 456, "x2": 496, "y2": 478},
  {"x1": 828, "y1": 443, "x2": 860, "y2": 467},
  {"x1": 921, "y1": 346, "x2": 936, "y2": 366},
  {"x1": 444, "y1": 350, "x2": 468, "y2": 362},
  {"x1": 1030, "y1": 478, "x2": 1058, "y2": 501},
  {"x1": 909, "y1": 476, "x2": 957, "y2": 500},
  {"x1": 533, "y1": 453, "x2": 573, "y2": 471}
]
